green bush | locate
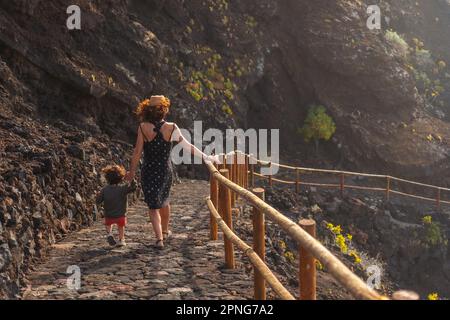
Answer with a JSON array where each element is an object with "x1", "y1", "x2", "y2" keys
[
  {"x1": 422, "y1": 216, "x2": 447, "y2": 247},
  {"x1": 300, "y1": 105, "x2": 336, "y2": 154},
  {"x1": 385, "y1": 30, "x2": 409, "y2": 57},
  {"x1": 415, "y1": 48, "x2": 433, "y2": 67}
]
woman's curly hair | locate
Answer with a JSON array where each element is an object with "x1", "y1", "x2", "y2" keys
[
  {"x1": 135, "y1": 95, "x2": 171, "y2": 123},
  {"x1": 102, "y1": 165, "x2": 126, "y2": 185}
]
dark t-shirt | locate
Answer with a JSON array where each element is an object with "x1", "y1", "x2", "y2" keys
[{"x1": 96, "y1": 181, "x2": 137, "y2": 218}]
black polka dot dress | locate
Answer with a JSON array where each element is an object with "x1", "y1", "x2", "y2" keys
[{"x1": 140, "y1": 121, "x2": 173, "y2": 210}]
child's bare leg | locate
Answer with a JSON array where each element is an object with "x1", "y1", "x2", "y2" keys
[
  {"x1": 105, "y1": 225, "x2": 113, "y2": 234},
  {"x1": 149, "y1": 209, "x2": 163, "y2": 241},
  {"x1": 160, "y1": 205, "x2": 171, "y2": 234},
  {"x1": 118, "y1": 226, "x2": 125, "y2": 241}
]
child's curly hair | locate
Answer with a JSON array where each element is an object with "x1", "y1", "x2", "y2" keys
[
  {"x1": 102, "y1": 165, "x2": 126, "y2": 185},
  {"x1": 135, "y1": 95, "x2": 171, "y2": 123}
]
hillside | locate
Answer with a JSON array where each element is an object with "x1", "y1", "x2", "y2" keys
[{"x1": 1, "y1": 1, "x2": 450, "y2": 177}]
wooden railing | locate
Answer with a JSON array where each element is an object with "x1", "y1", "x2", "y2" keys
[
  {"x1": 245, "y1": 153, "x2": 449, "y2": 209},
  {"x1": 204, "y1": 152, "x2": 420, "y2": 300},
  {"x1": 206, "y1": 197, "x2": 295, "y2": 300},
  {"x1": 205, "y1": 151, "x2": 429, "y2": 300}
]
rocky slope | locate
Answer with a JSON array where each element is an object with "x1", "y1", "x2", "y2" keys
[{"x1": 0, "y1": 104, "x2": 136, "y2": 298}]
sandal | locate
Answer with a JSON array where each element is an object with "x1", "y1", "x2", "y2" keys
[
  {"x1": 155, "y1": 239, "x2": 164, "y2": 250},
  {"x1": 162, "y1": 231, "x2": 172, "y2": 241}
]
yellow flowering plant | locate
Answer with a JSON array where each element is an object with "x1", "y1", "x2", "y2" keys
[
  {"x1": 316, "y1": 260, "x2": 324, "y2": 271},
  {"x1": 422, "y1": 215, "x2": 432, "y2": 224},
  {"x1": 326, "y1": 222, "x2": 363, "y2": 266},
  {"x1": 428, "y1": 293, "x2": 439, "y2": 300},
  {"x1": 284, "y1": 251, "x2": 295, "y2": 264}
]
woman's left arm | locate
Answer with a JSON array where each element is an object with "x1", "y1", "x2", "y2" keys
[
  {"x1": 126, "y1": 126, "x2": 144, "y2": 182},
  {"x1": 171, "y1": 124, "x2": 220, "y2": 163}
]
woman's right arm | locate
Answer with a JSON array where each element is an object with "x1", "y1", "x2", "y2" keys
[{"x1": 126, "y1": 126, "x2": 144, "y2": 181}]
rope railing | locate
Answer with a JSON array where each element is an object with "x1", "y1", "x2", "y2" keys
[{"x1": 243, "y1": 153, "x2": 449, "y2": 209}]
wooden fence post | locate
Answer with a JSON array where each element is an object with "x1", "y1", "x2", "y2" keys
[
  {"x1": 243, "y1": 154, "x2": 246, "y2": 188},
  {"x1": 220, "y1": 154, "x2": 226, "y2": 170},
  {"x1": 386, "y1": 176, "x2": 391, "y2": 201},
  {"x1": 230, "y1": 152, "x2": 235, "y2": 201},
  {"x1": 234, "y1": 152, "x2": 239, "y2": 200},
  {"x1": 340, "y1": 173, "x2": 345, "y2": 197},
  {"x1": 241, "y1": 153, "x2": 246, "y2": 188},
  {"x1": 295, "y1": 168, "x2": 300, "y2": 194},
  {"x1": 268, "y1": 162, "x2": 273, "y2": 187},
  {"x1": 209, "y1": 165, "x2": 218, "y2": 240},
  {"x1": 219, "y1": 169, "x2": 235, "y2": 269},
  {"x1": 252, "y1": 188, "x2": 266, "y2": 300},
  {"x1": 299, "y1": 219, "x2": 317, "y2": 300},
  {"x1": 437, "y1": 188, "x2": 441, "y2": 211},
  {"x1": 240, "y1": 162, "x2": 244, "y2": 188},
  {"x1": 226, "y1": 156, "x2": 235, "y2": 208},
  {"x1": 244, "y1": 154, "x2": 249, "y2": 189},
  {"x1": 250, "y1": 154, "x2": 255, "y2": 188},
  {"x1": 237, "y1": 152, "x2": 242, "y2": 188}
]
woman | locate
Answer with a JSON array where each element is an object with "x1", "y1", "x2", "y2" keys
[{"x1": 126, "y1": 95, "x2": 217, "y2": 249}]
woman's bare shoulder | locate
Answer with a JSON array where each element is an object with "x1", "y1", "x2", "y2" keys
[
  {"x1": 138, "y1": 122, "x2": 153, "y2": 130},
  {"x1": 164, "y1": 122, "x2": 178, "y2": 129},
  {"x1": 138, "y1": 122, "x2": 156, "y2": 139}
]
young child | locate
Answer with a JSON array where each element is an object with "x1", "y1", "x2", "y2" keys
[{"x1": 96, "y1": 165, "x2": 136, "y2": 247}]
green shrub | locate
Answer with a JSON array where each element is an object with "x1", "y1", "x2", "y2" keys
[
  {"x1": 188, "y1": 89, "x2": 203, "y2": 102},
  {"x1": 222, "y1": 103, "x2": 233, "y2": 115},
  {"x1": 414, "y1": 48, "x2": 433, "y2": 67},
  {"x1": 300, "y1": 105, "x2": 336, "y2": 154},
  {"x1": 385, "y1": 30, "x2": 409, "y2": 57},
  {"x1": 414, "y1": 70, "x2": 432, "y2": 89},
  {"x1": 245, "y1": 15, "x2": 258, "y2": 29},
  {"x1": 437, "y1": 60, "x2": 447, "y2": 71},
  {"x1": 422, "y1": 216, "x2": 447, "y2": 247}
]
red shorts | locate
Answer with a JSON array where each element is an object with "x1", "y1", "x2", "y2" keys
[{"x1": 104, "y1": 217, "x2": 127, "y2": 227}]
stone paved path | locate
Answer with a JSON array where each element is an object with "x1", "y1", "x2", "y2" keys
[{"x1": 22, "y1": 180, "x2": 253, "y2": 300}]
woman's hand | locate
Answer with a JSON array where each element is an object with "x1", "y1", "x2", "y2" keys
[{"x1": 204, "y1": 154, "x2": 221, "y2": 164}]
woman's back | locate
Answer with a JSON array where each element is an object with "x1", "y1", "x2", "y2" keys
[
  {"x1": 140, "y1": 121, "x2": 175, "y2": 166},
  {"x1": 140, "y1": 121, "x2": 175, "y2": 143}
]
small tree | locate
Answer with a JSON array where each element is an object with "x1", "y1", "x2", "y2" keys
[{"x1": 300, "y1": 105, "x2": 336, "y2": 155}]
